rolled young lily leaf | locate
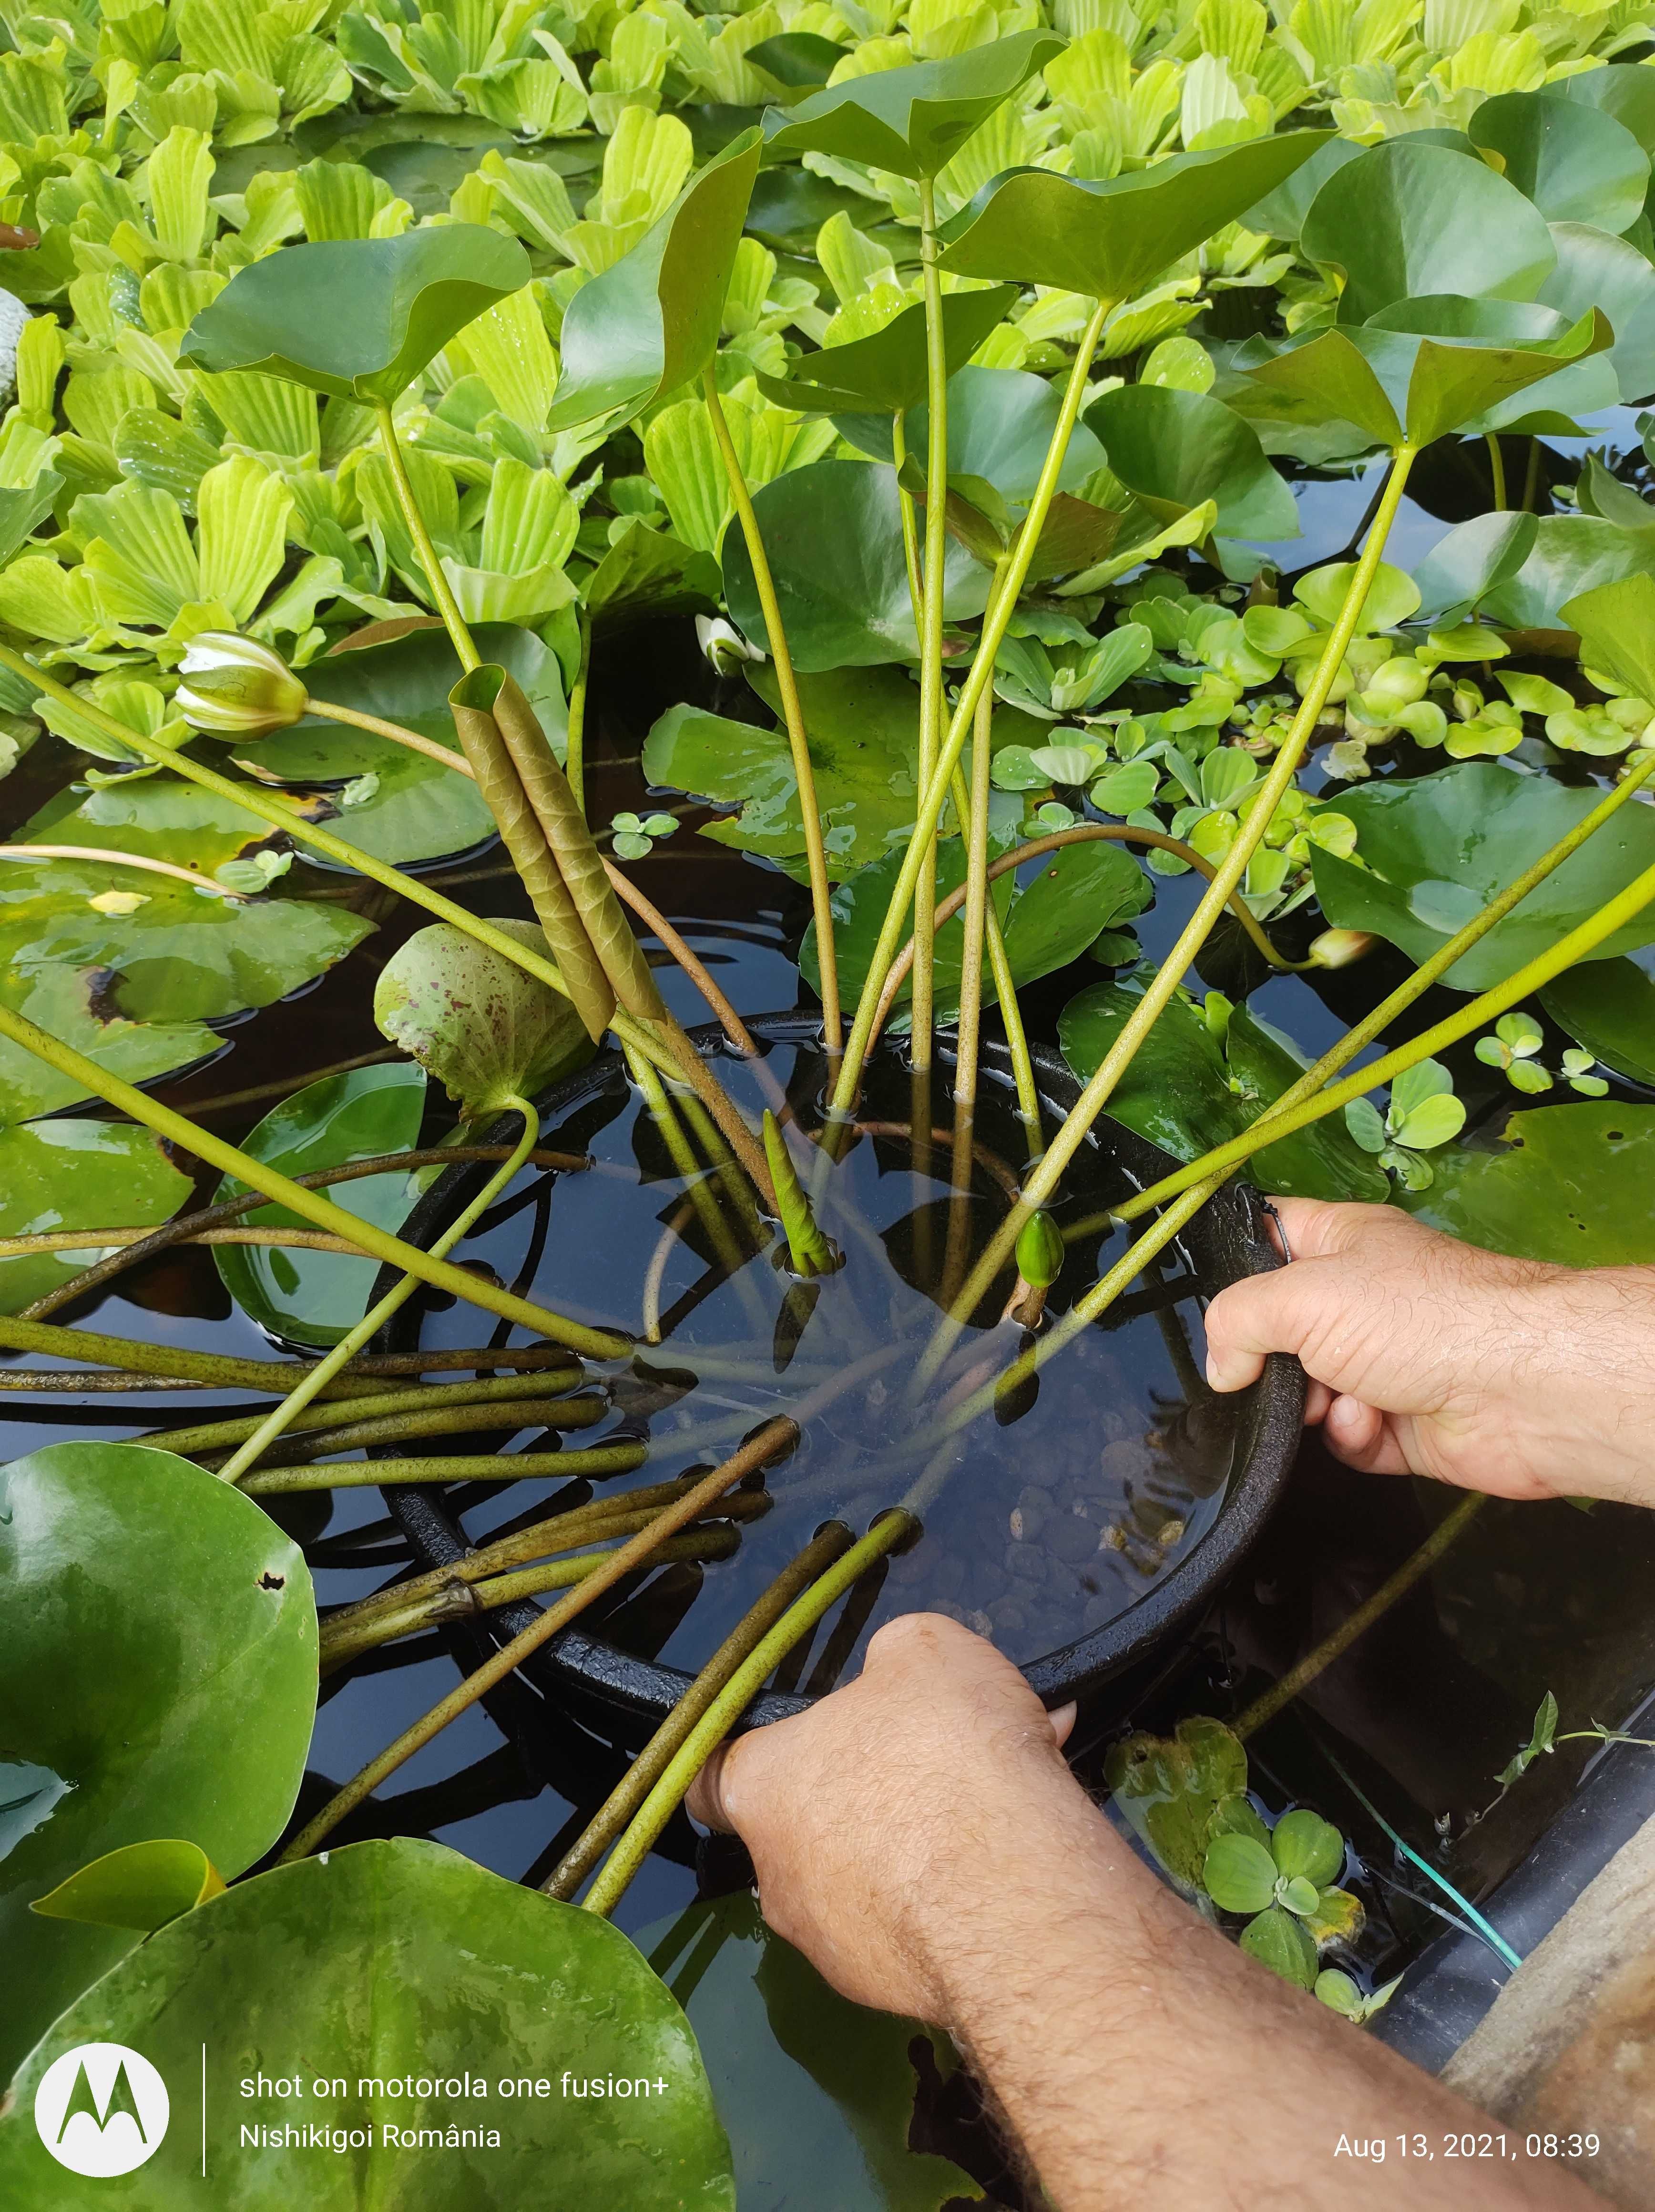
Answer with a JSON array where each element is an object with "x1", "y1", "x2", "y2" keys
[
  {"x1": 1312, "y1": 761, "x2": 1655, "y2": 990},
  {"x1": 375, "y1": 919, "x2": 595, "y2": 1118},
  {"x1": 0, "y1": 1839, "x2": 735, "y2": 2209},
  {"x1": 1467, "y1": 90, "x2": 1649, "y2": 235},
  {"x1": 0, "y1": 1441, "x2": 315, "y2": 2080},
  {"x1": 31, "y1": 1840, "x2": 226, "y2": 1934},
  {"x1": 756, "y1": 284, "x2": 1016, "y2": 416},
  {"x1": 180, "y1": 226, "x2": 531, "y2": 404},
  {"x1": 759, "y1": 31, "x2": 1062, "y2": 180},
  {"x1": 547, "y1": 128, "x2": 762, "y2": 432},
  {"x1": 937, "y1": 133, "x2": 1330, "y2": 304},
  {"x1": 1083, "y1": 384, "x2": 1298, "y2": 543},
  {"x1": 1299, "y1": 141, "x2": 1557, "y2": 324}
]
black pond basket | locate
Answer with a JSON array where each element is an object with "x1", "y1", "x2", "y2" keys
[{"x1": 372, "y1": 1015, "x2": 1306, "y2": 1747}]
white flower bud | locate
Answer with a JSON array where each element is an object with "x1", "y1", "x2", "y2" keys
[
  {"x1": 176, "y1": 632, "x2": 308, "y2": 736},
  {"x1": 1308, "y1": 928, "x2": 1378, "y2": 969}
]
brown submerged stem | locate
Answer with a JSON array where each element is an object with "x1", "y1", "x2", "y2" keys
[
  {"x1": 277, "y1": 1416, "x2": 798, "y2": 1861},
  {"x1": 543, "y1": 1521, "x2": 855, "y2": 1900},
  {"x1": 196, "y1": 1394, "x2": 607, "y2": 1473},
  {"x1": 240, "y1": 1442, "x2": 648, "y2": 1494},
  {"x1": 149, "y1": 1372, "x2": 584, "y2": 1456}
]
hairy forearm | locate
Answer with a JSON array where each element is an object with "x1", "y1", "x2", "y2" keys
[{"x1": 927, "y1": 1780, "x2": 1598, "y2": 2212}]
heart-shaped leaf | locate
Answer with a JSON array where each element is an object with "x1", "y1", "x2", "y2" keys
[
  {"x1": 547, "y1": 128, "x2": 762, "y2": 431},
  {"x1": 1541, "y1": 950, "x2": 1655, "y2": 1087},
  {"x1": 871, "y1": 363, "x2": 1107, "y2": 508},
  {"x1": 31, "y1": 1840, "x2": 225, "y2": 1934},
  {"x1": 212, "y1": 1062, "x2": 431, "y2": 1347},
  {"x1": 375, "y1": 919, "x2": 595, "y2": 1118},
  {"x1": 1084, "y1": 384, "x2": 1297, "y2": 543},
  {"x1": 1402, "y1": 1102, "x2": 1655, "y2": 1265},
  {"x1": 1410, "y1": 511, "x2": 1539, "y2": 623},
  {"x1": 0, "y1": 1838, "x2": 733, "y2": 2208},
  {"x1": 756, "y1": 284, "x2": 1016, "y2": 416},
  {"x1": 721, "y1": 459, "x2": 989, "y2": 669},
  {"x1": 1300, "y1": 140, "x2": 1556, "y2": 324},
  {"x1": 1481, "y1": 514, "x2": 1655, "y2": 628},
  {"x1": 1468, "y1": 90, "x2": 1649, "y2": 234},
  {"x1": 761, "y1": 31, "x2": 1062, "y2": 180},
  {"x1": 1535, "y1": 221, "x2": 1655, "y2": 405},
  {"x1": 938, "y1": 133, "x2": 1330, "y2": 304},
  {"x1": 0, "y1": 1121, "x2": 192, "y2": 1314},
  {"x1": 0, "y1": 1441, "x2": 315, "y2": 2081},
  {"x1": 181, "y1": 225, "x2": 531, "y2": 404},
  {"x1": 1312, "y1": 761, "x2": 1655, "y2": 990}
]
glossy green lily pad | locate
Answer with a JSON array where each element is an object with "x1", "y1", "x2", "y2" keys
[
  {"x1": 0, "y1": 1839, "x2": 734, "y2": 2209},
  {"x1": 212, "y1": 1061, "x2": 431, "y2": 1347},
  {"x1": 0, "y1": 1119, "x2": 192, "y2": 1313},
  {"x1": 761, "y1": 31, "x2": 1061, "y2": 180},
  {"x1": 1084, "y1": 383, "x2": 1297, "y2": 543},
  {"x1": 0, "y1": 1441, "x2": 315, "y2": 2084},
  {"x1": 1401, "y1": 1102, "x2": 1655, "y2": 1264},
  {"x1": 1058, "y1": 970, "x2": 1387, "y2": 1202},
  {"x1": 1541, "y1": 949, "x2": 1655, "y2": 1086},
  {"x1": 1311, "y1": 762, "x2": 1655, "y2": 991}
]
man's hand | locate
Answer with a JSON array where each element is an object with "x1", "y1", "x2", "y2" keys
[
  {"x1": 1205, "y1": 1197, "x2": 1655, "y2": 1505},
  {"x1": 689, "y1": 1611, "x2": 1080, "y2": 2021}
]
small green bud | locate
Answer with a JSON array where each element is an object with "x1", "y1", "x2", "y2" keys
[
  {"x1": 175, "y1": 632, "x2": 308, "y2": 736},
  {"x1": 1014, "y1": 1210, "x2": 1064, "y2": 1290},
  {"x1": 1308, "y1": 928, "x2": 1377, "y2": 969}
]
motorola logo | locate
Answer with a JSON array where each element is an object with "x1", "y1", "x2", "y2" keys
[{"x1": 33, "y1": 2042, "x2": 170, "y2": 2177}]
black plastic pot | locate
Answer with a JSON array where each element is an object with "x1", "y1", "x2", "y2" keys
[{"x1": 377, "y1": 1014, "x2": 1305, "y2": 1741}]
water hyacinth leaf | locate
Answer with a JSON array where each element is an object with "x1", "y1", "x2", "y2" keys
[
  {"x1": 0, "y1": 1839, "x2": 735, "y2": 2209},
  {"x1": 212, "y1": 1062, "x2": 432, "y2": 1347},
  {"x1": 1410, "y1": 511, "x2": 1539, "y2": 623},
  {"x1": 1300, "y1": 141, "x2": 1557, "y2": 324},
  {"x1": 1203, "y1": 1832, "x2": 1277, "y2": 1915},
  {"x1": 760, "y1": 31, "x2": 1062, "y2": 180},
  {"x1": 374, "y1": 920, "x2": 594, "y2": 1119},
  {"x1": 31, "y1": 1840, "x2": 226, "y2": 1934},
  {"x1": 1468, "y1": 92, "x2": 1649, "y2": 235},
  {"x1": 1313, "y1": 763, "x2": 1655, "y2": 990},
  {"x1": 1058, "y1": 971, "x2": 1387, "y2": 1201},
  {"x1": 1270, "y1": 1810, "x2": 1344, "y2": 1887},
  {"x1": 757, "y1": 285, "x2": 1016, "y2": 416},
  {"x1": 1083, "y1": 384, "x2": 1298, "y2": 543},
  {"x1": 939, "y1": 133, "x2": 1330, "y2": 303},
  {"x1": 721, "y1": 461, "x2": 990, "y2": 669},
  {"x1": 547, "y1": 129, "x2": 762, "y2": 432},
  {"x1": 747, "y1": 32, "x2": 844, "y2": 91},
  {"x1": 640, "y1": 1893, "x2": 977, "y2": 2212},
  {"x1": 1402, "y1": 1103, "x2": 1655, "y2": 1266},
  {"x1": 585, "y1": 519, "x2": 723, "y2": 627},
  {"x1": 181, "y1": 225, "x2": 531, "y2": 403},
  {"x1": 1541, "y1": 951, "x2": 1655, "y2": 1088},
  {"x1": 0, "y1": 1441, "x2": 315, "y2": 2082},
  {"x1": 0, "y1": 1121, "x2": 192, "y2": 1313},
  {"x1": 1481, "y1": 515, "x2": 1655, "y2": 629}
]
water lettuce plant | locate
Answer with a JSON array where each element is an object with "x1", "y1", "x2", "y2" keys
[{"x1": 5, "y1": 5, "x2": 1655, "y2": 2193}]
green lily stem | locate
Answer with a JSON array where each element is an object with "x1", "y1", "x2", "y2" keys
[
  {"x1": 0, "y1": 998, "x2": 628, "y2": 1359},
  {"x1": 544, "y1": 1521, "x2": 855, "y2": 1901},
  {"x1": 1522, "y1": 435, "x2": 1543, "y2": 513},
  {"x1": 374, "y1": 400, "x2": 479, "y2": 673},
  {"x1": 305, "y1": 698, "x2": 473, "y2": 775},
  {"x1": 580, "y1": 1510, "x2": 917, "y2": 1918},
  {"x1": 952, "y1": 563, "x2": 1006, "y2": 1122},
  {"x1": 938, "y1": 835, "x2": 1655, "y2": 1443},
  {"x1": 198, "y1": 1395, "x2": 604, "y2": 1475},
  {"x1": 1109, "y1": 750, "x2": 1655, "y2": 1226},
  {"x1": 624, "y1": 1044, "x2": 764, "y2": 1327},
  {"x1": 0, "y1": 843, "x2": 240, "y2": 897},
  {"x1": 217, "y1": 1100, "x2": 539, "y2": 1484},
  {"x1": 918, "y1": 443, "x2": 1421, "y2": 1387},
  {"x1": 321, "y1": 1527, "x2": 742, "y2": 1672},
  {"x1": 0, "y1": 1311, "x2": 397, "y2": 1394},
  {"x1": 565, "y1": 607, "x2": 592, "y2": 816},
  {"x1": 0, "y1": 1227, "x2": 371, "y2": 1258},
  {"x1": 240, "y1": 1443, "x2": 648, "y2": 1494},
  {"x1": 1485, "y1": 433, "x2": 1507, "y2": 512},
  {"x1": 827, "y1": 294, "x2": 1113, "y2": 1121},
  {"x1": 152, "y1": 1369, "x2": 582, "y2": 1455},
  {"x1": 703, "y1": 365, "x2": 840, "y2": 1054},
  {"x1": 278, "y1": 1415, "x2": 797, "y2": 1861},
  {"x1": 179, "y1": 1047, "x2": 408, "y2": 1117},
  {"x1": 913, "y1": 177, "x2": 951, "y2": 1072},
  {"x1": 1233, "y1": 1494, "x2": 1486, "y2": 1743},
  {"x1": 893, "y1": 409, "x2": 924, "y2": 616}
]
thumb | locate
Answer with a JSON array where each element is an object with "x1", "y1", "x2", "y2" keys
[{"x1": 1204, "y1": 1259, "x2": 1333, "y2": 1392}]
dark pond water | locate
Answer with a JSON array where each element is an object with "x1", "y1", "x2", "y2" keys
[{"x1": 10, "y1": 408, "x2": 1655, "y2": 2029}]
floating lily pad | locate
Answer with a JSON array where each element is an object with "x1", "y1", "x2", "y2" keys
[
  {"x1": 0, "y1": 1441, "x2": 315, "y2": 2083},
  {"x1": 1311, "y1": 763, "x2": 1655, "y2": 991},
  {"x1": 1541, "y1": 949, "x2": 1655, "y2": 1087},
  {"x1": 0, "y1": 1838, "x2": 734, "y2": 2209},
  {"x1": 375, "y1": 920, "x2": 594, "y2": 1118},
  {"x1": 721, "y1": 460, "x2": 989, "y2": 668},
  {"x1": 644, "y1": 1893, "x2": 979, "y2": 2212},
  {"x1": 1058, "y1": 969, "x2": 1387, "y2": 1202},
  {"x1": 0, "y1": 1120, "x2": 192, "y2": 1313},
  {"x1": 182, "y1": 225, "x2": 532, "y2": 404},
  {"x1": 1401, "y1": 1103, "x2": 1655, "y2": 1264},
  {"x1": 212, "y1": 1062, "x2": 431, "y2": 1347}
]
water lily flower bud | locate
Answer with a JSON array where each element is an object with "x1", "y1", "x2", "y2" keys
[
  {"x1": 1308, "y1": 928, "x2": 1377, "y2": 969},
  {"x1": 695, "y1": 614, "x2": 764, "y2": 676},
  {"x1": 176, "y1": 633, "x2": 308, "y2": 736},
  {"x1": 1014, "y1": 1210, "x2": 1065, "y2": 1290}
]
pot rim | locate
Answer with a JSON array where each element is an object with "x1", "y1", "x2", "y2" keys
[{"x1": 375, "y1": 1013, "x2": 1305, "y2": 1731}]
